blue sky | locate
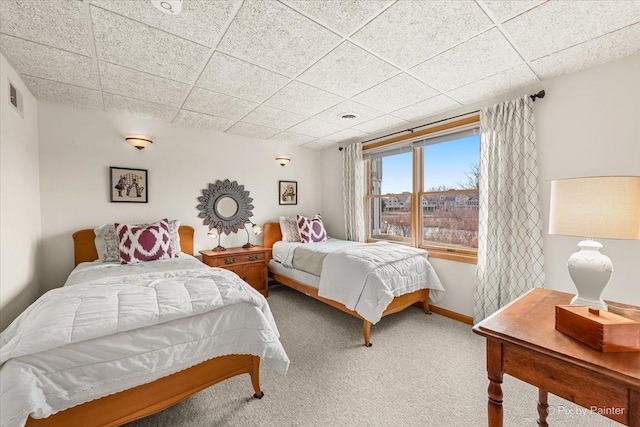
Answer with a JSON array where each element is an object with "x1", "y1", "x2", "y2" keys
[{"x1": 380, "y1": 135, "x2": 480, "y2": 194}]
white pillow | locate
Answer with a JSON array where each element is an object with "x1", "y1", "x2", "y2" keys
[{"x1": 279, "y1": 216, "x2": 301, "y2": 242}]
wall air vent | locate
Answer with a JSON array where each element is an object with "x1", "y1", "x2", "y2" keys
[{"x1": 8, "y1": 80, "x2": 24, "y2": 118}]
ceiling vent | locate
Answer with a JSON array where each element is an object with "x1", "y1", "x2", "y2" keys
[
  {"x1": 339, "y1": 112, "x2": 359, "y2": 120},
  {"x1": 151, "y1": 0, "x2": 183, "y2": 15}
]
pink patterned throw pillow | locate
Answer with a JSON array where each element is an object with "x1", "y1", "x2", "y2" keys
[
  {"x1": 115, "y1": 220, "x2": 173, "y2": 264},
  {"x1": 297, "y1": 214, "x2": 327, "y2": 243}
]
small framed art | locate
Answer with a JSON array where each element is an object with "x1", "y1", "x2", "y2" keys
[
  {"x1": 110, "y1": 167, "x2": 148, "y2": 203},
  {"x1": 279, "y1": 180, "x2": 297, "y2": 205}
]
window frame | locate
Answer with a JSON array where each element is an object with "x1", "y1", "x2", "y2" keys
[{"x1": 363, "y1": 115, "x2": 480, "y2": 264}]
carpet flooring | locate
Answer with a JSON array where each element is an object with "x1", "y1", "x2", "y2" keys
[{"x1": 127, "y1": 284, "x2": 622, "y2": 427}]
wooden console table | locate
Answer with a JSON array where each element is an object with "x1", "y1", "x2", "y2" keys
[{"x1": 473, "y1": 288, "x2": 640, "y2": 426}]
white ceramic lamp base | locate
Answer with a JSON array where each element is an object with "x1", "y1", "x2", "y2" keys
[{"x1": 567, "y1": 240, "x2": 612, "y2": 311}]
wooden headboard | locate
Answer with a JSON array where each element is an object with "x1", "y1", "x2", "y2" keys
[
  {"x1": 263, "y1": 222, "x2": 282, "y2": 249},
  {"x1": 72, "y1": 225, "x2": 195, "y2": 266}
]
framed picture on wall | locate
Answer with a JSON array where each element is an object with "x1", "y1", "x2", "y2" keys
[
  {"x1": 110, "y1": 167, "x2": 148, "y2": 203},
  {"x1": 279, "y1": 180, "x2": 297, "y2": 205}
]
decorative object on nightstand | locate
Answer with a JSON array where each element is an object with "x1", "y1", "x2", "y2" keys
[
  {"x1": 242, "y1": 221, "x2": 263, "y2": 249},
  {"x1": 200, "y1": 247, "x2": 271, "y2": 297},
  {"x1": 549, "y1": 176, "x2": 640, "y2": 310},
  {"x1": 207, "y1": 226, "x2": 225, "y2": 252},
  {"x1": 555, "y1": 305, "x2": 640, "y2": 352}
]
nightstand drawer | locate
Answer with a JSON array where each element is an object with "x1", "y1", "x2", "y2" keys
[{"x1": 206, "y1": 253, "x2": 265, "y2": 267}]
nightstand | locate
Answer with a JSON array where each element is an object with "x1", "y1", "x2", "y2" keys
[{"x1": 200, "y1": 246, "x2": 270, "y2": 297}]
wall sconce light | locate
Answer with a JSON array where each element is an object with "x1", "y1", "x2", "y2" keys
[
  {"x1": 275, "y1": 155, "x2": 291, "y2": 167},
  {"x1": 126, "y1": 136, "x2": 153, "y2": 150},
  {"x1": 242, "y1": 221, "x2": 263, "y2": 249},
  {"x1": 207, "y1": 226, "x2": 226, "y2": 252}
]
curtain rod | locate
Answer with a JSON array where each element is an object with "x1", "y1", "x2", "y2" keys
[{"x1": 338, "y1": 90, "x2": 545, "y2": 151}]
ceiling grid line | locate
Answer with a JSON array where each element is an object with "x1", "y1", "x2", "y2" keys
[
  {"x1": 169, "y1": 0, "x2": 246, "y2": 123},
  {"x1": 82, "y1": 0, "x2": 105, "y2": 109}
]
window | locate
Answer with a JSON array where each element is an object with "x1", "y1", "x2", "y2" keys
[{"x1": 364, "y1": 117, "x2": 480, "y2": 263}]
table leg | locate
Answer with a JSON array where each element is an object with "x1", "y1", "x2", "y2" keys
[
  {"x1": 487, "y1": 338, "x2": 504, "y2": 427},
  {"x1": 537, "y1": 388, "x2": 549, "y2": 427}
]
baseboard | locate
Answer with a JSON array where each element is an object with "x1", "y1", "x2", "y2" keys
[{"x1": 413, "y1": 302, "x2": 474, "y2": 325}]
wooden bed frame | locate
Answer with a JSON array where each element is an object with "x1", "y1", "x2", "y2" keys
[
  {"x1": 26, "y1": 226, "x2": 263, "y2": 427},
  {"x1": 263, "y1": 222, "x2": 430, "y2": 347}
]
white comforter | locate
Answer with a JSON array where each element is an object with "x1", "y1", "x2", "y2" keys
[
  {"x1": 0, "y1": 258, "x2": 289, "y2": 427},
  {"x1": 318, "y1": 242, "x2": 444, "y2": 324}
]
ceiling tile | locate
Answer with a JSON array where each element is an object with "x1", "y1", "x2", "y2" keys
[
  {"x1": 287, "y1": 118, "x2": 345, "y2": 138},
  {"x1": 90, "y1": 0, "x2": 238, "y2": 48},
  {"x1": 242, "y1": 105, "x2": 307, "y2": 130},
  {"x1": 183, "y1": 87, "x2": 258, "y2": 120},
  {"x1": 269, "y1": 131, "x2": 315, "y2": 145},
  {"x1": 0, "y1": 34, "x2": 97, "y2": 89},
  {"x1": 103, "y1": 92, "x2": 177, "y2": 121},
  {"x1": 173, "y1": 110, "x2": 235, "y2": 132},
  {"x1": 23, "y1": 76, "x2": 102, "y2": 110},
  {"x1": 530, "y1": 23, "x2": 640, "y2": 80},
  {"x1": 226, "y1": 122, "x2": 281, "y2": 139},
  {"x1": 410, "y1": 29, "x2": 524, "y2": 92},
  {"x1": 263, "y1": 81, "x2": 344, "y2": 116},
  {"x1": 217, "y1": 0, "x2": 342, "y2": 77},
  {"x1": 314, "y1": 100, "x2": 384, "y2": 127},
  {"x1": 352, "y1": 115, "x2": 407, "y2": 134},
  {"x1": 391, "y1": 95, "x2": 460, "y2": 121},
  {"x1": 481, "y1": 1, "x2": 545, "y2": 22},
  {"x1": 325, "y1": 128, "x2": 369, "y2": 143},
  {"x1": 447, "y1": 65, "x2": 539, "y2": 104},
  {"x1": 352, "y1": 73, "x2": 439, "y2": 113},
  {"x1": 99, "y1": 62, "x2": 189, "y2": 107},
  {"x1": 90, "y1": 6, "x2": 210, "y2": 83},
  {"x1": 298, "y1": 42, "x2": 399, "y2": 98},
  {"x1": 196, "y1": 52, "x2": 289, "y2": 102},
  {"x1": 502, "y1": 1, "x2": 640, "y2": 60},
  {"x1": 283, "y1": 0, "x2": 391, "y2": 35},
  {"x1": 352, "y1": 1, "x2": 493, "y2": 69},
  {"x1": 0, "y1": 0, "x2": 91, "y2": 55},
  {"x1": 302, "y1": 139, "x2": 337, "y2": 150}
]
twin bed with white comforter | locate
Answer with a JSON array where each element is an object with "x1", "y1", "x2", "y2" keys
[
  {"x1": 264, "y1": 222, "x2": 444, "y2": 346},
  {"x1": 0, "y1": 227, "x2": 289, "y2": 427}
]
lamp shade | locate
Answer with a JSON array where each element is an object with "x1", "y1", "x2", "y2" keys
[{"x1": 549, "y1": 176, "x2": 640, "y2": 240}]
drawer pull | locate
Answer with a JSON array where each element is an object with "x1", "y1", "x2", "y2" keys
[
  {"x1": 224, "y1": 257, "x2": 236, "y2": 265},
  {"x1": 248, "y1": 254, "x2": 259, "y2": 261}
]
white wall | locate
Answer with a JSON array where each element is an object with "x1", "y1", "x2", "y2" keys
[
  {"x1": 37, "y1": 102, "x2": 322, "y2": 293},
  {"x1": 320, "y1": 53, "x2": 640, "y2": 317},
  {"x1": 0, "y1": 54, "x2": 41, "y2": 330}
]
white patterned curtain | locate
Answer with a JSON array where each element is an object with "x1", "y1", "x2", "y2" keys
[
  {"x1": 343, "y1": 143, "x2": 365, "y2": 242},
  {"x1": 474, "y1": 96, "x2": 545, "y2": 324}
]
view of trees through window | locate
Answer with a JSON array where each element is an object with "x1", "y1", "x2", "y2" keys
[{"x1": 367, "y1": 132, "x2": 481, "y2": 253}]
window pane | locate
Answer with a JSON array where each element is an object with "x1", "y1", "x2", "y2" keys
[
  {"x1": 422, "y1": 133, "x2": 480, "y2": 250},
  {"x1": 422, "y1": 191, "x2": 478, "y2": 249},
  {"x1": 423, "y1": 134, "x2": 480, "y2": 191},
  {"x1": 368, "y1": 196, "x2": 412, "y2": 243},
  {"x1": 370, "y1": 152, "x2": 412, "y2": 196}
]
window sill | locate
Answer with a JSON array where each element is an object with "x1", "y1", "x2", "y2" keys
[
  {"x1": 366, "y1": 239, "x2": 478, "y2": 265},
  {"x1": 426, "y1": 250, "x2": 477, "y2": 265}
]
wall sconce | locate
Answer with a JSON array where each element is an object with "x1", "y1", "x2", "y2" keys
[
  {"x1": 275, "y1": 155, "x2": 291, "y2": 167},
  {"x1": 242, "y1": 221, "x2": 263, "y2": 249},
  {"x1": 207, "y1": 226, "x2": 226, "y2": 252},
  {"x1": 126, "y1": 136, "x2": 153, "y2": 150}
]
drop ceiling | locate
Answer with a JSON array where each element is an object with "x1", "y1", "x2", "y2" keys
[{"x1": 1, "y1": 0, "x2": 639, "y2": 150}]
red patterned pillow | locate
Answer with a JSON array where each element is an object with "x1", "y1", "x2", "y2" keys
[
  {"x1": 115, "y1": 220, "x2": 173, "y2": 264},
  {"x1": 297, "y1": 214, "x2": 327, "y2": 243}
]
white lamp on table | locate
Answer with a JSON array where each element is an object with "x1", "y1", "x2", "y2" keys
[{"x1": 548, "y1": 176, "x2": 640, "y2": 310}]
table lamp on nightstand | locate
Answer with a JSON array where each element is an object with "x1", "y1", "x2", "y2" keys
[
  {"x1": 207, "y1": 225, "x2": 226, "y2": 252},
  {"x1": 548, "y1": 176, "x2": 640, "y2": 310},
  {"x1": 242, "y1": 221, "x2": 263, "y2": 249}
]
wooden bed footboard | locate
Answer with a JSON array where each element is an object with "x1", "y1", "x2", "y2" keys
[{"x1": 26, "y1": 355, "x2": 262, "y2": 427}]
